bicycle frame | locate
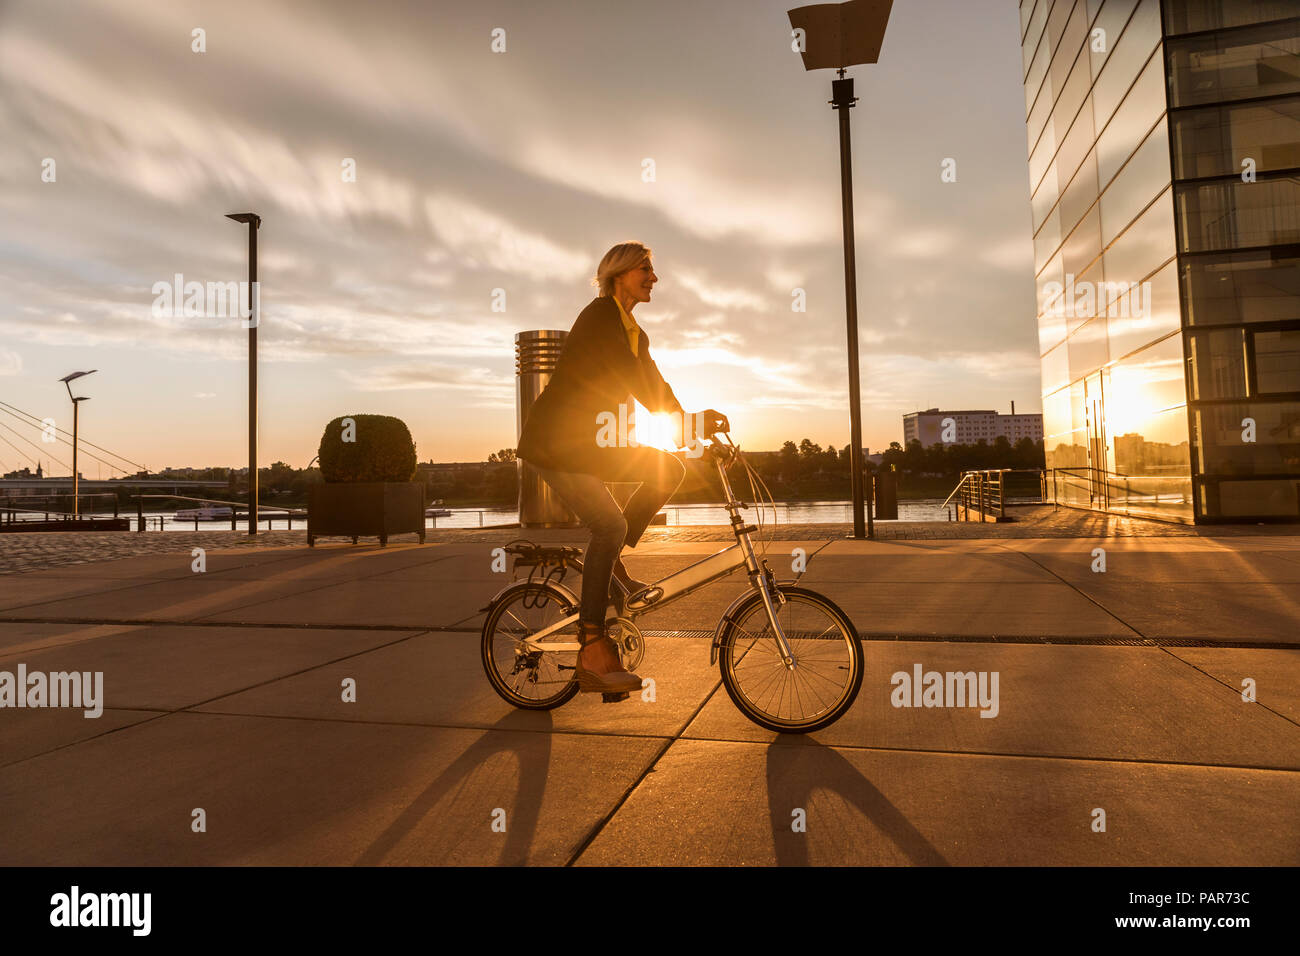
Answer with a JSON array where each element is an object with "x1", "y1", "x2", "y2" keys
[{"x1": 516, "y1": 436, "x2": 797, "y2": 667}]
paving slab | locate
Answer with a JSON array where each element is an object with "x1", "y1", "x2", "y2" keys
[
  {"x1": 1015, "y1": 549, "x2": 1300, "y2": 584},
  {"x1": 0, "y1": 622, "x2": 418, "y2": 712},
  {"x1": 193, "y1": 578, "x2": 495, "y2": 628},
  {"x1": 0, "y1": 574, "x2": 341, "y2": 622},
  {"x1": 1165, "y1": 647, "x2": 1300, "y2": 724},
  {"x1": 192, "y1": 631, "x2": 719, "y2": 739},
  {"x1": 682, "y1": 642, "x2": 1300, "y2": 769},
  {"x1": 0, "y1": 708, "x2": 163, "y2": 768},
  {"x1": 817, "y1": 581, "x2": 1139, "y2": 638},
  {"x1": 574, "y1": 739, "x2": 1300, "y2": 865},
  {"x1": 1064, "y1": 582, "x2": 1300, "y2": 643},
  {"x1": 0, "y1": 712, "x2": 663, "y2": 866}
]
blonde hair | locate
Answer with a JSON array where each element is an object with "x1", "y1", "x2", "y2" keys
[{"x1": 593, "y1": 241, "x2": 652, "y2": 297}]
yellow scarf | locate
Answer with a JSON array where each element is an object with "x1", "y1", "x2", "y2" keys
[{"x1": 610, "y1": 294, "x2": 640, "y2": 357}]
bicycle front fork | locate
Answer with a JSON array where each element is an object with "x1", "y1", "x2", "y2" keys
[{"x1": 756, "y1": 563, "x2": 797, "y2": 670}]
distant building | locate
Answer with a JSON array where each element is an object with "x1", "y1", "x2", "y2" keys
[{"x1": 903, "y1": 407, "x2": 1044, "y2": 448}]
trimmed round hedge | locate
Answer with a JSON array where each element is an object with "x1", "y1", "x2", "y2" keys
[{"x1": 318, "y1": 414, "x2": 418, "y2": 483}]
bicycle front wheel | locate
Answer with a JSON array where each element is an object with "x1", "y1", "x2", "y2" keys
[
  {"x1": 481, "y1": 582, "x2": 581, "y2": 710},
  {"x1": 717, "y1": 586, "x2": 863, "y2": 733}
]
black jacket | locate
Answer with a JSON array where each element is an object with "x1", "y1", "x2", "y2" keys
[{"x1": 517, "y1": 295, "x2": 684, "y2": 478}]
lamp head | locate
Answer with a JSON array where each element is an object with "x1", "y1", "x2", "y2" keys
[
  {"x1": 58, "y1": 369, "x2": 97, "y2": 384},
  {"x1": 225, "y1": 212, "x2": 261, "y2": 228},
  {"x1": 788, "y1": 0, "x2": 893, "y2": 71}
]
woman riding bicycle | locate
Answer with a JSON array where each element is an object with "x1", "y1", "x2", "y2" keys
[{"x1": 516, "y1": 240, "x2": 729, "y2": 698}]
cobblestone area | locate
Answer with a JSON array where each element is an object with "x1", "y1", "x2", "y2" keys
[{"x1": 1, "y1": 505, "x2": 1292, "y2": 575}]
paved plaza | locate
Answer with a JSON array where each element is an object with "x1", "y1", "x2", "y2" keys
[{"x1": 0, "y1": 508, "x2": 1296, "y2": 865}]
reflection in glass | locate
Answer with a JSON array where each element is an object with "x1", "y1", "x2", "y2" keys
[
  {"x1": 1195, "y1": 401, "x2": 1300, "y2": 479},
  {"x1": 1189, "y1": 328, "x2": 1248, "y2": 400},
  {"x1": 1254, "y1": 330, "x2": 1300, "y2": 394},
  {"x1": 1108, "y1": 259, "x2": 1181, "y2": 361},
  {"x1": 1102, "y1": 186, "x2": 1176, "y2": 289},
  {"x1": 1170, "y1": 95, "x2": 1300, "y2": 180},
  {"x1": 1099, "y1": 119, "x2": 1170, "y2": 246},
  {"x1": 1175, "y1": 176, "x2": 1300, "y2": 253},
  {"x1": 1180, "y1": 250, "x2": 1300, "y2": 325},
  {"x1": 1167, "y1": 20, "x2": 1300, "y2": 108},
  {"x1": 1095, "y1": 49, "x2": 1165, "y2": 189},
  {"x1": 1162, "y1": 0, "x2": 1300, "y2": 37}
]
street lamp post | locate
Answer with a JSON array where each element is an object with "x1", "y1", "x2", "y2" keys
[
  {"x1": 58, "y1": 370, "x2": 97, "y2": 517},
  {"x1": 788, "y1": 0, "x2": 892, "y2": 540},
  {"x1": 226, "y1": 212, "x2": 261, "y2": 534}
]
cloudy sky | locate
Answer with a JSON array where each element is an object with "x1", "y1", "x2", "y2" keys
[{"x1": 0, "y1": 0, "x2": 1038, "y2": 475}]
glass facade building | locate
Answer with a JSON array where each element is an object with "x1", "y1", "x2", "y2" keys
[{"x1": 1020, "y1": 0, "x2": 1300, "y2": 521}]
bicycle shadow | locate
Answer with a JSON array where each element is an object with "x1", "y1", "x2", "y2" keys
[
  {"x1": 765, "y1": 737, "x2": 949, "y2": 866},
  {"x1": 353, "y1": 709, "x2": 554, "y2": 866}
]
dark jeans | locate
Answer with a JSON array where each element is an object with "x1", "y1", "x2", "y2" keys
[{"x1": 534, "y1": 447, "x2": 685, "y2": 625}]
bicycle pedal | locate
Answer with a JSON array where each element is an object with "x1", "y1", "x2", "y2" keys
[{"x1": 601, "y1": 692, "x2": 630, "y2": 704}]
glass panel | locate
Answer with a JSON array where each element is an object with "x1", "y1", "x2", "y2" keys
[
  {"x1": 1064, "y1": 205, "x2": 1104, "y2": 284},
  {"x1": 1061, "y1": 150, "x2": 1101, "y2": 238},
  {"x1": 1102, "y1": 186, "x2": 1176, "y2": 290},
  {"x1": 1189, "y1": 327, "x2": 1248, "y2": 399},
  {"x1": 1209, "y1": 478, "x2": 1300, "y2": 518},
  {"x1": 1100, "y1": 118, "x2": 1171, "y2": 246},
  {"x1": 1089, "y1": 0, "x2": 1140, "y2": 83},
  {"x1": 1025, "y1": 36, "x2": 1050, "y2": 116},
  {"x1": 1043, "y1": 339, "x2": 1071, "y2": 392},
  {"x1": 1175, "y1": 175, "x2": 1300, "y2": 253},
  {"x1": 1021, "y1": 0, "x2": 1038, "y2": 44},
  {"x1": 1162, "y1": 0, "x2": 1300, "y2": 38},
  {"x1": 1038, "y1": 250, "x2": 1068, "y2": 352},
  {"x1": 1166, "y1": 19, "x2": 1300, "y2": 109},
  {"x1": 1181, "y1": 249, "x2": 1300, "y2": 325},
  {"x1": 1096, "y1": 48, "x2": 1165, "y2": 190},
  {"x1": 1055, "y1": 89, "x2": 1097, "y2": 188},
  {"x1": 1043, "y1": 385, "x2": 1085, "y2": 469},
  {"x1": 1194, "y1": 400, "x2": 1300, "y2": 477},
  {"x1": 1046, "y1": 0, "x2": 1078, "y2": 59},
  {"x1": 1029, "y1": 113, "x2": 1060, "y2": 196},
  {"x1": 1032, "y1": 158, "x2": 1061, "y2": 232},
  {"x1": 1107, "y1": 258, "x2": 1181, "y2": 361},
  {"x1": 1170, "y1": 96, "x2": 1300, "y2": 181},
  {"x1": 1108, "y1": 333, "x2": 1189, "y2": 429},
  {"x1": 1024, "y1": 0, "x2": 1051, "y2": 76},
  {"x1": 1027, "y1": 80, "x2": 1056, "y2": 161},
  {"x1": 1254, "y1": 330, "x2": 1300, "y2": 394},
  {"x1": 1106, "y1": 404, "x2": 1193, "y2": 519},
  {"x1": 1092, "y1": 0, "x2": 1161, "y2": 126},
  {"x1": 1069, "y1": 316, "x2": 1111, "y2": 380},
  {"x1": 1036, "y1": 205, "x2": 1063, "y2": 273},
  {"x1": 1050, "y1": 4, "x2": 1089, "y2": 100}
]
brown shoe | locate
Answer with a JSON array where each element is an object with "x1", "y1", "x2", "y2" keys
[{"x1": 573, "y1": 621, "x2": 642, "y2": 695}]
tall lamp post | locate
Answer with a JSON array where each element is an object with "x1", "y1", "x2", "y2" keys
[
  {"x1": 226, "y1": 212, "x2": 261, "y2": 534},
  {"x1": 58, "y1": 370, "x2": 97, "y2": 517},
  {"x1": 788, "y1": 0, "x2": 892, "y2": 540}
]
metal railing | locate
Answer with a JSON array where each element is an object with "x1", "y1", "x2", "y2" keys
[
  {"x1": 940, "y1": 469, "x2": 1046, "y2": 522},
  {"x1": 1049, "y1": 467, "x2": 1194, "y2": 523},
  {"x1": 130, "y1": 494, "x2": 306, "y2": 532},
  {"x1": 1, "y1": 492, "x2": 124, "y2": 526}
]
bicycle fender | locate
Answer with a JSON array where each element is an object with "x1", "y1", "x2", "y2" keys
[
  {"x1": 478, "y1": 579, "x2": 580, "y2": 614},
  {"x1": 709, "y1": 580, "x2": 797, "y2": 666}
]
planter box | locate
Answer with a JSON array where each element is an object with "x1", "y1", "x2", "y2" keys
[{"x1": 308, "y1": 482, "x2": 426, "y2": 547}]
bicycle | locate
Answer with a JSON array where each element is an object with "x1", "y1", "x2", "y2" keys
[{"x1": 479, "y1": 431, "x2": 863, "y2": 733}]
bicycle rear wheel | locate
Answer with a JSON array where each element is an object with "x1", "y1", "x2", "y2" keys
[
  {"x1": 481, "y1": 582, "x2": 581, "y2": 710},
  {"x1": 716, "y1": 586, "x2": 863, "y2": 733}
]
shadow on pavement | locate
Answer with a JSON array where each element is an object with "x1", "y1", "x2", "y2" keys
[
  {"x1": 767, "y1": 736, "x2": 949, "y2": 866},
  {"x1": 354, "y1": 710, "x2": 554, "y2": 865}
]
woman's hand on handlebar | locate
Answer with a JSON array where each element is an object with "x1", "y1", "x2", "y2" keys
[{"x1": 697, "y1": 408, "x2": 730, "y2": 436}]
